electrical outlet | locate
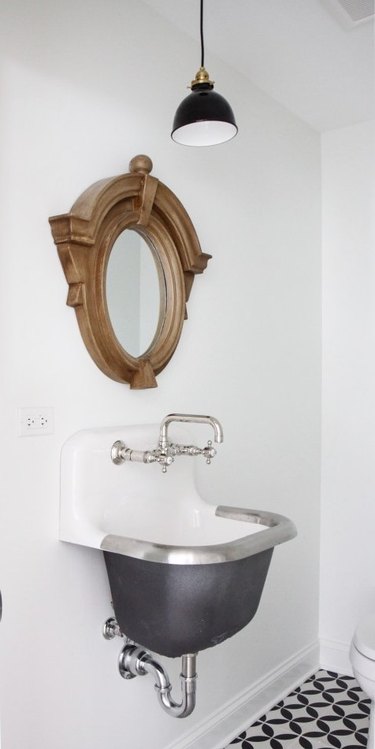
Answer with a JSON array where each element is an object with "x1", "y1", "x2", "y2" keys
[{"x1": 18, "y1": 407, "x2": 54, "y2": 436}]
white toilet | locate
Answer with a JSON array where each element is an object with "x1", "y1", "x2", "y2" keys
[{"x1": 350, "y1": 613, "x2": 375, "y2": 748}]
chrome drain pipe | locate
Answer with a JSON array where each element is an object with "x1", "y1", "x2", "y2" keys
[{"x1": 119, "y1": 643, "x2": 197, "y2": 718}]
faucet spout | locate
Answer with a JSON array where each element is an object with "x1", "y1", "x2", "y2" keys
[{"x1": 159, "y1": 413, "x2": 224, "y2": 450}]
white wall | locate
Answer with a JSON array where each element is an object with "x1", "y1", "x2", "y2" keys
[
  {"x1": 320, "y1": 120, "x2": 375, "y2": 673},
  {"x1": 0, "y1": 1, "x2": 321, "y2": 747}
]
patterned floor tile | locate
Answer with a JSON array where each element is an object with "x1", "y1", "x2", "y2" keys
[{"x1": 224, "y1": 670, "x2": 370, "y2": 749}]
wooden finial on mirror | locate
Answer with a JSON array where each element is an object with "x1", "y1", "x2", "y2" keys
[{"x1": 129, "y1": 154, "x2": 153, "y2": 175}]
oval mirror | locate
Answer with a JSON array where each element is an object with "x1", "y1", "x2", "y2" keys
[
  {"x1": 106, "y1": 230, "x2": 163, "y2": 358},
  {"x1": 49, "y1": 155, "x2": 211, "y2": 389}
]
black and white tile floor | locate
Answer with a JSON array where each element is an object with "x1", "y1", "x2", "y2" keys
[{"x1": 224, "y1": 670, "x2": 370, "y2": 749}]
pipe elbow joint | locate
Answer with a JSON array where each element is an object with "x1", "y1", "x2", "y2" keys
[
  {"x1": 118, "y1": 642, "x2": 197, "y2": 718},
  {"x1": 155, "y1": 673, "x2": 197, "y2": 718}
]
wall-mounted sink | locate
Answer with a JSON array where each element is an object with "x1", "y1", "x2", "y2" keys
[
  {"x1": 61, "y1": 422, "x2": 296, "y2": 658},
  {"x1": 103, "y1": 504, "x2": 294, "y2": 657}
]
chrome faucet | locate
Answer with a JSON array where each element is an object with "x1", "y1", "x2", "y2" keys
[
  {"x1": 111, "y1": 413, "x2": 223, "y2": 473},
  {"x1": 159, "y1": 413, "x2": 224, "y2": 450}
]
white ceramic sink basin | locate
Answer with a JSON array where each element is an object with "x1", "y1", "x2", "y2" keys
[{"x1": 60, "y1": 424, "x2": 295, "y2": 555}]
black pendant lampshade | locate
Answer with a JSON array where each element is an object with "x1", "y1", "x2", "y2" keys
[{"x1": 171, "y1": 1, "x2": 238, "y2": 146}]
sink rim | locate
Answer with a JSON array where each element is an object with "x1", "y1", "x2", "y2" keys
[{"x1": 100, "y1": 506, "x2": 296, "y2": 565}]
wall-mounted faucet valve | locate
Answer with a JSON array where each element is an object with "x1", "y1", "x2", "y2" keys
[
  {"x1": 111, "y1": 413, "x2": 223, "y2": 473},
  {"x1": 169, "y1": 439, "x2": 216, "y2": 464},
  {"x1": 111, "y1": 440, "x2": 174, "y2": 471}
]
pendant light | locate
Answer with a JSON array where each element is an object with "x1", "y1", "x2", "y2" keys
[{"x1": 171, "y1": 0, "x2": 238, "y2": 146}]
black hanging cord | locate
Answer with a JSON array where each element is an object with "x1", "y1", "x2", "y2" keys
[{"x1": 200, "y1": 0, "x2": 205, "y2": 68}]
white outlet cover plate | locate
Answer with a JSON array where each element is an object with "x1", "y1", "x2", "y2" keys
[{"x1": 18, "y1": 407, "x2": 54, "y2": 436}]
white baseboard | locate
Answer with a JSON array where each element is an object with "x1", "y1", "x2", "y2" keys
[
  {"x1": 164, "y1": 640, "x2": 319, "y2": 749},
  {"x1": 319, "y1": 638, "x2": 353, "y2": 677}
]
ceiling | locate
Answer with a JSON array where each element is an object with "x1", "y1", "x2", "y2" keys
[{"x1": 143, "y1": 0, "x2": 375, "y2": 132}]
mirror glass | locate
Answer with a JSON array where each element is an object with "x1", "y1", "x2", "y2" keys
[{"x1": 106, "y1": 229, "x2": 162, "y2": 357}]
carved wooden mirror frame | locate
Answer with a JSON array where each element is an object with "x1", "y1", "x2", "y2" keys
[{"x1": 49, "y1": 155, "x2": 211, "y2": 389}]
